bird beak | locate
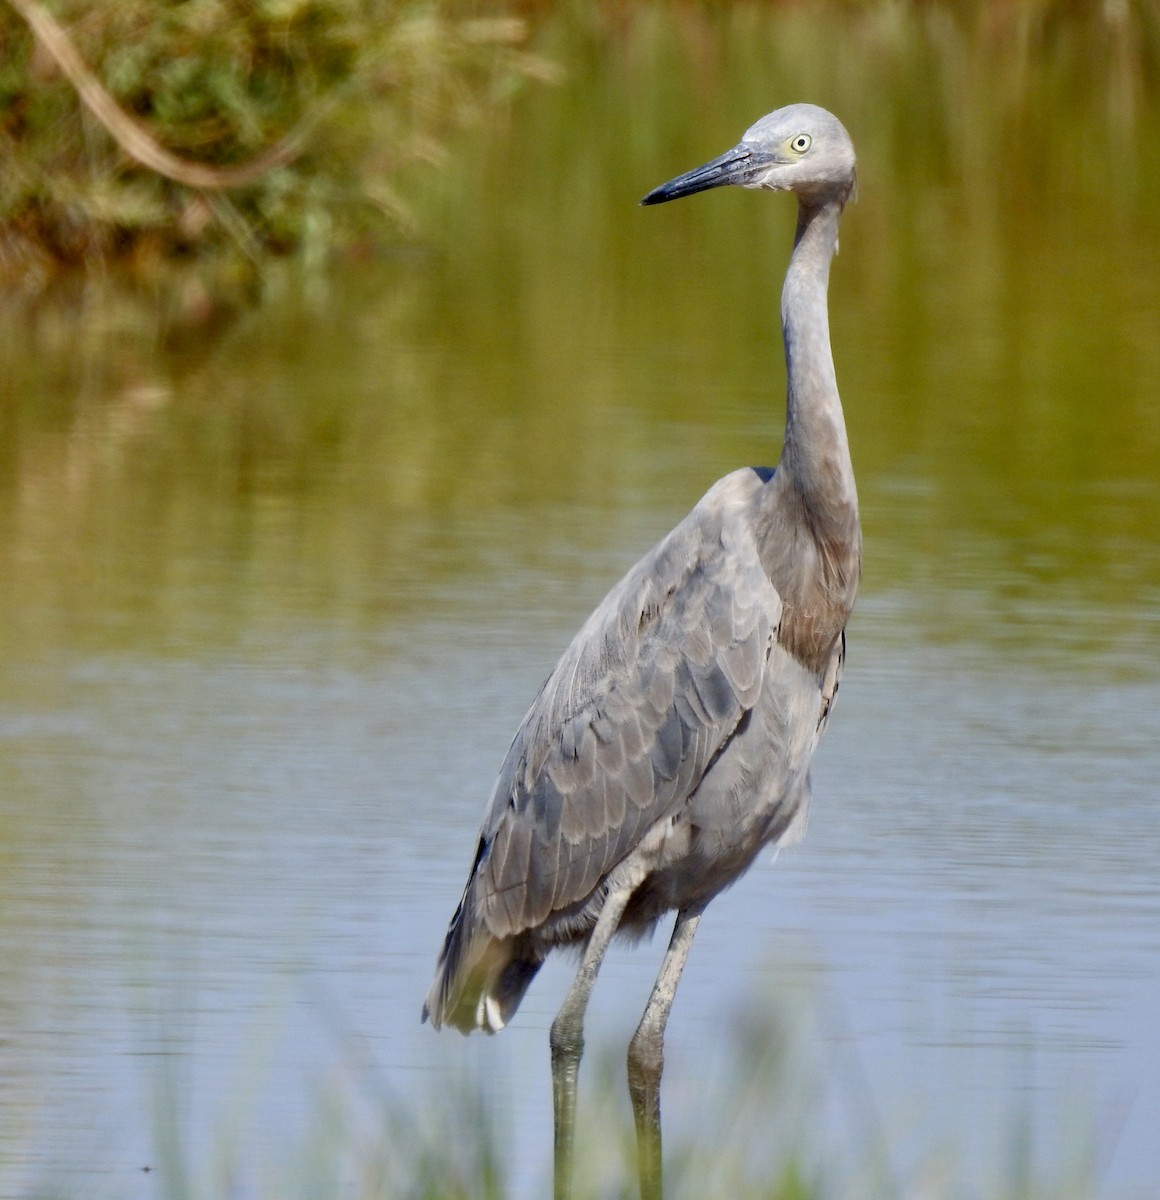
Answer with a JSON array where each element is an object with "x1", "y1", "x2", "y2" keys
[{"x1": 640, "y1": 143, "x2": 777, "y2": 206}]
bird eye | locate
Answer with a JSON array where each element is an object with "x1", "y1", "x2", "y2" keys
[{"x1": 790, "y1": 134, "x2": 812, "y2": 154}]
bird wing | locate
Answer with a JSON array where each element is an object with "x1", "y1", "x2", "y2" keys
[{"x1": 471, "y1": 473, "x2": 782, "y2": 939}]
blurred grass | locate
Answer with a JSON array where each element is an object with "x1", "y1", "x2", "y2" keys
[
  {"x1": 3, "y1": 0, "x2": 1158, "y2": 300},
  {"x1": 0, "y1": 0, "x2": 557, "y2": 293},
  {"x1": 111, "y1": 987, "x2": 1098, "y2": 1200}
]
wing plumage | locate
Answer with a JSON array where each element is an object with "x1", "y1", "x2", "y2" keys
[
  {"x1": 423, "y1": 468, "x2": 846, "y2": 1032},
  {"x1": 478, "y1": 504, "x2": 777, "y2": 938}
]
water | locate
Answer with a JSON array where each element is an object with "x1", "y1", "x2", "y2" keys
[{"x1": 2, "y1": 6, "x2": 1159, "y2": 1197}]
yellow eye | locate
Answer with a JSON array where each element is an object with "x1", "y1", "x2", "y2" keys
[{"x1": 790, "y1": 134, "x2": 812, "y2": 154}]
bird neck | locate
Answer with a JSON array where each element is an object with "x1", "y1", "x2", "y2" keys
[{"x1": 779, "y1": 197, "x2": 859, "y2": 541}]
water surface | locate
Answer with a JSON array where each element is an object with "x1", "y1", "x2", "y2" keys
[{"x1": 1, "y1": 6, "x2": 1158, "y2": 1197}]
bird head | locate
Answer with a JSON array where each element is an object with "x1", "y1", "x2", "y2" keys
[{"x1": 641, "y1": 103, "x2": 856, "y2": 209}]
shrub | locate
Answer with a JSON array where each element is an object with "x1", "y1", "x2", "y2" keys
[{"x1": 0, "y1": 0, "x2": 556, "y2": 287}]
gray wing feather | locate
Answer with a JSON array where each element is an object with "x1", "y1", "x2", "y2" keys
[{"x1": 472, "y1": 477, "x2": 781, "y2": 939}]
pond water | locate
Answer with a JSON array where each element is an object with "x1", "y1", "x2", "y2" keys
[{"x1": 1, "y1": 6, "x2": 1159, "y2": 1198}]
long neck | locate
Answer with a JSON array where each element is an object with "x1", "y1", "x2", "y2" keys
[
  {"x1": 760, "y1": 195, "x2": 861, "y2": 672},
  {"x1": 778, "y1": 198, "x2": 859, "y2": 540}
]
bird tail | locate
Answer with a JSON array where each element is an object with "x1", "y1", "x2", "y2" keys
[{"x1": 422, "y1": 881, "x2": 543, "y2": 1034}]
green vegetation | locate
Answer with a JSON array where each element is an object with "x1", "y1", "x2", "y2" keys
[
  {"x1": 127, "y1": 993, "x2": 1096, "y2": 1200},
  {"x1": 0, "y1": 0, "x2": 556, "y2": 290},
  {"x1": 2, "y1": 0, "x2": 1158, "y2": 298},
  {"x1": 5, "y1": 0, "x2": 1159, "y2": 293}
]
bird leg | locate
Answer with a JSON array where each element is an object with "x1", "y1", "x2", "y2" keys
[
  {"x1": 549, "y1": 884, "x2": 633, "y2": 1200},
  {"x1": 627, "y1": 905, "x2": 703, "y2": 1200}
]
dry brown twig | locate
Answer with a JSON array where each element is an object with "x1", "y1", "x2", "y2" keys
[{"x1": 6, "y1": 0, "x2": 315, "y2": 189}]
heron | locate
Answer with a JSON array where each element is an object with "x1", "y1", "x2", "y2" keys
[{"x1": 423, "y1": 103, "x2": 861, "y2": 1200}]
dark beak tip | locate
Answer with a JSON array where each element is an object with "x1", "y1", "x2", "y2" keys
[
  {"x1": 640, "y1": 179, "x2": 697, "y2": 207},
  {"x1": 639, "y1": 144, "x2": 755, "y2": 209}
]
